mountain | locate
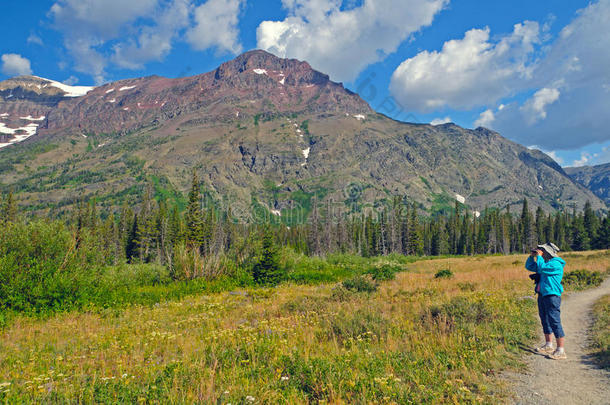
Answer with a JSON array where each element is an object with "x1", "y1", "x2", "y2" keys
[
  {"x1": 564, "y1": 163, "x2": 610, "y2": 205},
  {"x1": 0, "y1": 50, "x2": 605, "y2": 217}
]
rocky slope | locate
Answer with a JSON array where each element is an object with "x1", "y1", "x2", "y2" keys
[
  {"x1": 0, "y1": 50, "x2": 605, "y2": 216},
  {"x1": 565, "y1": 163, "x2": 610, "y2": 205}
]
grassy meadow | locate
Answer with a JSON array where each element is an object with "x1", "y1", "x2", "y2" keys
[{"x1": 0, "y1": 250, "x2": 608, "y2": 404}]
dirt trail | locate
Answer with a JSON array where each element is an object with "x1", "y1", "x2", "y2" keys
[{"x1": 509, "y1": 277, "x2": 610, "y2": 405}]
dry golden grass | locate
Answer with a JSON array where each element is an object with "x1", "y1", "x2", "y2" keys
[{"x1": 0, "y1": 251, "x2": 607, "y2": 404}]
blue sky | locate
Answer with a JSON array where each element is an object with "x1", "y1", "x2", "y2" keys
[{"x1": 1, "y1": 0, "x2": 609, "y2": 167}]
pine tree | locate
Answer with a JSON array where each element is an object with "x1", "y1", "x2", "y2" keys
[
  {"x1": 185, "y1": 170, "x2": 205, "y2": 249},
  {"x1": 544, "y1": 213, "x2": 553, "y2": 243},
  {"x1": 450, "y1": 201, "x2": 460, "y2": 254},
  {"x1": 554, "y1": 211, "x2": 567, "y2": 250},
  {"x1": 364, "y1": 211, "x2": 375, "y2": 257},
  {"x1": 535, "y1": 206, "x2": 545, "y2": 243},
  {"x1": 407, "y1": 203, "x2": 423, "y2": 255},
  {"x1": 136, "y1": 186, "x2": 157, "y2": 262},
  {"x1": 596, "y1": 215, "x2": 610, "y2": 249},
  {"x1": 431, "y1": 218, "x2": 449, "y2": 255},
  {"x1": 1, "y1": 190, "x2": 17, "y2": 223},
  {"x1": 252, "y1": 226, "x2": 282, "y2": 285},
  {"x1": 125, "y1": 214, "x2": 139, "y2": 262},
  {"x1": 499, "y1": 208, "x2": 511, "y2": 254},
  {"x1": 583, "y1": 201, "x2": 599, "y2": 247},
  {"x1": 520, "y1": 199, "x2": 534, "y2": 252},
  {"x1": 571, "y1": 214, "x2": 590, "y2": 251},
  {"x1": 118, "y1": 201, "x2": 133, "y2": 260},
  {"x1": 308, "y1": 197, "x2": 322, "y2": 256}
]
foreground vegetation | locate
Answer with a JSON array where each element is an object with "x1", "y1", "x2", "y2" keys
[
  {"x1": 590, "y1": 294, "x2": 610, "y2": 370},
  {"x1": 1, "y1": 180, "x2": 609, "y2": 402},
  {"x1": 0, "y1": 251, "x2": 608, "y2": 403}
]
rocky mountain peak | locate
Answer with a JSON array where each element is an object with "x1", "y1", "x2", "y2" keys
[{"x1": 213, "y1": 49, "x2": 326, "y2": 84}]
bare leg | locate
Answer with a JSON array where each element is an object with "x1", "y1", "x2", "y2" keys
[
  {"x1": 545, "y1": 334, "x2": 552, "y2": 344},
  {"x1": 557, "y1": 336, "x2": 564, "y2": 349}
]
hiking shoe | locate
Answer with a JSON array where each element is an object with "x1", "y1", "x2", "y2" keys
[
  {"x1": 548, "y1": 350, "x2": 567, "y2": 360},
  {"x1": 535, "y1": 344, "x2": 554, "y2": 354}
]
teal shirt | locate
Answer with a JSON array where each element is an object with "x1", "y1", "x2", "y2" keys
[{"x1": 525, "y1": 256, "x2": 565, "y2": 296}]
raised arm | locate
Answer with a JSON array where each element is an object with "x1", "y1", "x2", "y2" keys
[{"x1": 525, "y1": 256, "x2": 538, "y2": 272}]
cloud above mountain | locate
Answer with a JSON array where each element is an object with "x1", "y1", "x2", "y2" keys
[
  {"x1": 186, "y1": 0, "x2": 244, "y2": 54},
  {"x1": 389, "y1": 21, "x2": 540, "y2": 111},
  {"x1": 256, "y1": 0, "x2": 448, "y2": 82},
  {"x1": 1, "y1": 54, "x2": 33, "y2": 76},
  {"x1": 49, "y1": 0, "x2": 245, "y2": 84},
  {"x1": 487, "y1": 0, "x2": 610, "y2": 151},
  {"x1": 390, "y1": 0, "x2": 610, "y2": 153}
]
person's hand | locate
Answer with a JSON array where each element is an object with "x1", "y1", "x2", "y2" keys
[{"x1": 535, "y1": 249, "x2": 543, "y2": 256}]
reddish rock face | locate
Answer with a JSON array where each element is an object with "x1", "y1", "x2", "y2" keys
[
  {"x1": 0, "y1": 50, "x2": 371, "y2": 141},
  {"x1": 1, "y1": 50, "x2": 604, "y2": 215}
]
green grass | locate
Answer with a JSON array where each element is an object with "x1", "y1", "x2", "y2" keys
[
  {"x1": 590, "y1": 294, "x2": 610, "y2": 370},
  {"x1": 1, "y1": 230, "x2": 608, "y2": 403},
  {"x1": 0, "y1": 254, "x2": 541, "y2": 403},
  {"x1": 563, "y1": 269, "x2": 604, "y2": 291},
  {"x1": 430, "y1": 192, "x2": 458, "y2": 216},
  {"x1": 149, "y1": 175, "x2": 187, "y2": 210}
]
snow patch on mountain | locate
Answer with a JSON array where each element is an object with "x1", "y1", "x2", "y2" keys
[
  {"x1": 119, "y1": 85, "x2": 137, "y2": 91},
  {"x1": 0, "y1": 122, "x2": 16, "y2": 135},
  {"x1": 19, "y1": 115, "x2": 45, "y2": 121},
  {"x1": 354, "y1": 114, "x2": 366, "y2": 121},
  {"x1": 253, "y1": 69, "x2": 267, "y2": 75},
  {"x1": 33, "y1": 76, "x2": 95, "y2": 97},
  {"x1": 106, "y1": 88, "x2": 115, "y2": 94},
  {"x1": 0, "y1": 122, "x2": 39, "y2": 148},
  {"x1": 455, "y1": 194, "x2": 466, "y2": 204}
]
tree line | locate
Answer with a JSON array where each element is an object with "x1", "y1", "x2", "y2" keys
[{"x1": 2, "y1": 172, "x2": 609, "y2": 279}]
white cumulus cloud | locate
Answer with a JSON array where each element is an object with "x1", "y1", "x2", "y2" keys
[
  {"x1": 112, "y1": 0, "x2": 192, "y2": 69},
  {"x1": 389, "y1": 0, "x2": 610, "y2": 152},
  {"x1": 430, "y1": 116, "x2": 451, "y2": 125},
  {"x1": 257, "y1": 0, "x2": 448, "y2": 82},
  {"x1": 544, "y1": 150, "x2": 564, "y2": 166},
  {"x1": 487, "y1": 0, "x2": 610, "y2": 150},
  {"x1": 389, "y1": 21, "x2": 540, "y2": 111},
  {"x1": 519, "y1": 87, "x2": 560, "y2": 124},
  {"x1": 571, "y1": 152, "x2": 592, "y2": 167},
  {"x1": 1, "y1": 54, "x2": 33, "y2": 76},
  {"x1": 49, "y1": 0, "x2": 159, "y2": 83},
  {"x1": 49, "y1": 0, "x2": 245, "y2": 83},
  {"x1": 474, "y1": 108, "x2": 495, "y2": 128},
  {"x1": 186, "y1": 0, "x2": 244, "y2": 54}
]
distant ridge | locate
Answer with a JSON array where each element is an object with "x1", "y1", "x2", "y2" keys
[{"x1": 565, "y1": 163, "x2": 610, "y2": 205}]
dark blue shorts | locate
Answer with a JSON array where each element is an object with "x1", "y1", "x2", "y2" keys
[{"x1": 537, "y1": 294, "x2": 565, "y2": 338}]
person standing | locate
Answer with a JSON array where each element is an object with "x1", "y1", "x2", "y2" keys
[{"x1": 525, "y1": 242, "x2": 567, "y2": 360}]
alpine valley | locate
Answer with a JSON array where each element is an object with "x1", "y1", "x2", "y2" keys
[{"x1": 0, "y1": 50, "x2": 605, "y2": 218}]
